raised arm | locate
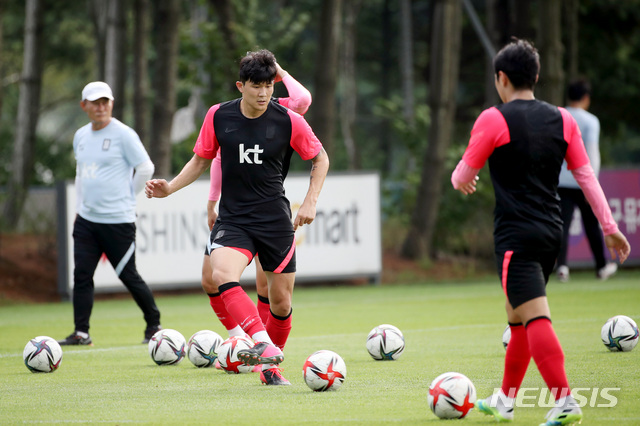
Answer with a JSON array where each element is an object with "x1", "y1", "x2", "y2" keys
[{"x1": 276, "y1": 62, "x2": 312, "y2": 115}]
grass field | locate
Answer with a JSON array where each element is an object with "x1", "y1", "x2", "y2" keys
[{"x1": 1, "y1": 270, "x2": 639, "y2": 425}]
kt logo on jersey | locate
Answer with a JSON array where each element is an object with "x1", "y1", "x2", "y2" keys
[{"x1": 239, "y1": 144, "x2": 264, "y2": 164}]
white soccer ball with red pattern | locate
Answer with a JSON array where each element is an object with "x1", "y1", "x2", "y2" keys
[
  {"x1": 302, "y1": 350, "x2": 347, "y2": 392},
  {"x1": 187, "y1": 330, "x2": 224, "y2": 368},
  {"x1": 366, "y1": 324, "x2": 405, "y2": 360},
  {"x1": 23, "y1": 336, "x2": 63, "y2": 373},
  {"x1": 148, "y1": 329, "x2": 186, "y2": 366},
  {"x1": 601, "y1": 315, "x2": 639, "y2": 352},
  {"x1": 502, "y1": 325, "x2": 511, "y2": 350},
  {"x1": 217, "y1": 336, "x2": 255, "y2": 374},
  {"x1": 428, "y1": 372, "x2": 477, "y2": 419}
]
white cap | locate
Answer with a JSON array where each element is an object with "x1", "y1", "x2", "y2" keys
[{"x1": 81, "y1": 81, "x2": 114, "y2": 101}]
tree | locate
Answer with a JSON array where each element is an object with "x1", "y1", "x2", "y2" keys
[
  {"x1": 88, "y1": 0, "x2": 108, "y2": 80},
  {"x1": 536, "y1": 0, "x2": 564, "y2": 106},
  {"x1": 2, "y1": 0, "x2": 45, "y2": 229},
  {"x1": 399, "y1": 0, "x2": 415, "y2": 124},
  {"x1": 311, "y1": 0, "x2": 342, "y2": 157},
  {"x1": 149, "y1": 0, "x2": 179, "y2": 177},
  {"x1": 339, "y1": 0, "x2": 362, "y2": 170},
  {"x1": 133, "y1": 0, "x2": 150, "y2": 146},
  {"x1": 401, "y1": 0, "x2": 461, "y2": 259},
  {"x1": 104, "y1": 0, "x2": 127, "y2": 120}
]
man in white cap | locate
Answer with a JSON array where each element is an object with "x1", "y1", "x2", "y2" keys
[{"x1": 58, "y1": 81, "x2": 162, "y2": 346}]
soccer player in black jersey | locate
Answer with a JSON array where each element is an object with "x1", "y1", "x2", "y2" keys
[
  {"x1": 452, "y1": 39, "x2": 630, "y2": 425},
  {"x1": 145, "y1": 50, "x2": 329, "y2": 385}
]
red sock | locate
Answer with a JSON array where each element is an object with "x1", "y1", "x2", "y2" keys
[
  {"x1": 207, "y1": 293, "x2": 239, "y2": 331},
  {"x1": 526, "y1": 317, "x2": 571, "y2": 399},
  {"x1": 219, "y1": 283, "x2": 265, "y2": 337},
  {"x1": 266, "y1": 309, "x2": 292, "y2": 350},
  {"x1": 256, "y1": 295, "x2": 270, "y2": 325},
  {"x1": 501, "y1": 323, "x2": 531, "y2": 397}
]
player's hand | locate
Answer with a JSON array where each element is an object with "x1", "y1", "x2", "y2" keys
[
  {"x1": 145, "y1": 179, "x2": 170, "y2": 199},
  {"x1": 274, "y1": 62, "x2": 286, "y2": 83},
  {"x1": 293, "y1": 203, "x2": 316, "y2": 230},
  {"x1": 454, "y1": 176, "x2": 479, "y2": 195},
  {"x1": 604, "y1": 231, "x2": 631, "y2": 264},
  {"x1": 207, "y1": 200, "x2": 218, "y2": 230}
]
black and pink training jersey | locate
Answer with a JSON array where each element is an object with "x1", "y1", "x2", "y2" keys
[
  {"x1": 462, "y1": 99, "x2": 589, "y2": 253},
  {"x1": 194, "y1": 98, "x2": 322, "y2": 225}
]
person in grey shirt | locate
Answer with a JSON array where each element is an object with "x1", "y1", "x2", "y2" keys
[
  {"x1": 58, "y1": 81, "x2": 162, "y2": 346},
  {"x1": 556, "y1": 79, "x2": 617, "y2": 282}
]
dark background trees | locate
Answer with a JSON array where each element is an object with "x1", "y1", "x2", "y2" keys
[{"x1": 1, "y1": 0, "x2": 639, "y2": 264}]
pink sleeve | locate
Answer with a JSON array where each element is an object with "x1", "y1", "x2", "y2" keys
[
  {"x1": 278, "y1": 74, "x2": 312, "y2": 115},
  {"x1": 451, "y1": 159, "x2": 481, "y2": 189},
  {"x1": 288, "y1": 110, "x2": 322, "y2": 160},
  {"x1": 572, "y1": 164, "x2": 619, "y2": 235},
  {"x1": 193, "y1": 104, "x2": 220, "y2": 159},
  {"x1": 462, "y1": 107, "x2": 511, "y2": 169},
  {"x1": 559, "y1": 107, "x2": 590, "y2": 170},
  {"x1": 209, "y1": 149, "x2": 221, "y2": 201}
]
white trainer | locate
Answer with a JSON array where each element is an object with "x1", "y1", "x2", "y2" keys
[
  {"x1": 540, "y1": 395, "x2": 583, "y2": 426},
  {"x1": 557, "y1": 265, "x2": 569, "y2": 283},
  {"x1": 475, "y1": 390, "x2": 515, "y2": 422},
  {"x1": 598, "y1": 262, "x2": 618, "y2": 280}
]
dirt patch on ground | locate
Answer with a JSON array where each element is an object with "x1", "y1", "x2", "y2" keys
[{"x1": 0, "y1": 234, "x2": 492, "y2": 304}]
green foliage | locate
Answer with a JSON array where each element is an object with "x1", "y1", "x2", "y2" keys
[{"x1": 2, "y1": 274, "x2": 640, "y2": 423}]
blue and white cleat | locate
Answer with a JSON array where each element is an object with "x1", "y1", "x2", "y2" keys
[{"x1": 475, "y1": 392, "x2": 514, "y2": 422}]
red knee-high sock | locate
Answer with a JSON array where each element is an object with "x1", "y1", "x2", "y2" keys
[
  {"x1": 207, "y1": 292, "x2": 239, "y2": 331},
  {"x1": 266, "y1": 309, "x2": 292, "y2": 350},
  {"x1": 256, "y1": 295, "x2": 270, "y2": 325},
  {"x1": 526, "y1": 317, "x2": 571, "y2": 400},
  {"x1": 219, "y1": 283, "x2": 265, "y2": 337},
  {"x1": 501, "y1": 323, "x2": 531, "y2": 397}
]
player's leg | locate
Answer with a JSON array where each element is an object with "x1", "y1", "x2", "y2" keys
[
  {"x1": 101, "y1": 222, "x2": 161, "y2": 343},
  {"x1": 59, "y1": 216, "x2": 100, "y2": 345},
  {"x1": 264, "y1": 271, "x2": 294, "y2": 350},
  {"x1": 513, "y1": 254, "x2": 582, "y2": 426},
  {"x1": 201, "y1": 250, "x2": 244, "y2": 337},
  {"x1": 255, "y1": 256, "x2": 271, "y2": 324},
  {"x1": 556, "y1": 188, "x2": 575, "y2": 282}
]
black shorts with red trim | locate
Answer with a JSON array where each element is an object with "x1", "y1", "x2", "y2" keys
[
  {"x1": 206, "y1": 218, "x2": 296, "y2": 274},
  {"x1": 495, "y1": 249, "x2": 557, "y2": 309}
]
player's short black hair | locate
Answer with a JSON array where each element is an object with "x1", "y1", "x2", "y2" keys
[
  {"x1": 238, "y1": 49, "x2": 277, "y2": 84},
  {"x1": 567, "y1": 79, "x2": 591, "y2": 102},
  {"x1": 493, "y1": 38, "x2": 540, "y2": 90}
]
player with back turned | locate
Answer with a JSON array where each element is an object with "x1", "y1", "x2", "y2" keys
[
  {"x1": 145, "y1": 49, "x2": 330, "y2": 386},
  {"x1": 451, "y1": 39, "x2": 630, "y2": 425}
]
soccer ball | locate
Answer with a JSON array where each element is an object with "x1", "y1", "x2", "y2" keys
[
  {"x1": 302, "y1": 350, "x2": 347, "y2": 392},
  {"x1": 428, "y1": 372, "x2": 477, "y2": 419},
  {"x1": 502, "y1": 325, "x2": 511, "y2": 350},
  {"x1": 366, "y1": 324, "x2": 405, "y2": 360},
  {"x1": 601, "y1": 315, "x2": 639, "y2": 352},
  {"x1": 217, "y1": 336, "x2": 255, "y2": 374},
  {"x1": 148, "y1": 329, "x2": 186, "y2": 365},
  {"x1": 23, "y1": 336, "x2": 62, "y2": 373},
  {"x1": 187, "y1": 330, "x2": 224, "y2": 368}
]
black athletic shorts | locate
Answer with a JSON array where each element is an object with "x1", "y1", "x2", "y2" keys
[
  {"x1": 495, "y1": 249, "x2": 557, "y2": 309},
  {"x1": 205, "y1": 219, "x2": 296, "y2": 274}
]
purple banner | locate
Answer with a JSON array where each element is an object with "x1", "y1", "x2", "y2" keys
[{"x1": 567, "y1": 168, "x2": 640, "y2": 267}]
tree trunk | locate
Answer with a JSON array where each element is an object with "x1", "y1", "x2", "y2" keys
[
  {"x1": 105, "y1": 0, "x2": 127, "y2": 120},
  {"x1": 0, "y1": 0, "x2": 5, "y2": 121},
  {"x1": 340, "y1": 0, "x2": 361, "y2": 170},
  {"x1": 133, "y1": 0, "x2": 150, "y2": 147},
  {"x1": 537, "y1": 0, "x2": 564, "y2": 106},
  {"x1": 150, "y1": 0, "x2": 179, "y2": 177},
  {"x1": 564, "y1": 0, "x2": 579, "y2": 82},
  {"x1": 401, "y1": 0, "x2": 461, "y2": 259},
  {"x1": 2, "y1": 0, "x2": 44, "y2": 230},
  {"x1": 399, "y1": 0, "x2": 414, "y2": 124},
  {"x1": 311, "y1": 0, "x2": 342, "y2": 157},
  {"x1": 88, "y1": 0, "x2": 108, "y2": 81},
  {"x1": 379, "y1": 0, "x2": 392, "y2": 174},
  {"x1": 484, "y1": 0, "x2": 500, "y2": 107}
]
